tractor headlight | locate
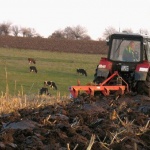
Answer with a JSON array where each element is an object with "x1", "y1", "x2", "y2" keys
[
  {"x1": 98, "y1": 64, "x2": 106, "y2": 68},
  {"x1": 121, "y1": 65, "x2": 129, "y2": 71}
]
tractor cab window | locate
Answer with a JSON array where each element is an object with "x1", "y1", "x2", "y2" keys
[{"x1": 110, "y1": 39, "x2": 141, "y2": 62}]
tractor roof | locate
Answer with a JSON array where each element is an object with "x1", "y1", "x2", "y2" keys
[
  {"x1": 112, "y1": 32, "x2": 150, "y2": 38},
  {"x1": 107, "y1": 32, "x2": 150, "y2": 42}
]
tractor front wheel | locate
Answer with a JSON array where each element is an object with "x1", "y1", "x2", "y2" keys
[{"x1": 93, "y1": 76, "x2": 105, "y2": 84}]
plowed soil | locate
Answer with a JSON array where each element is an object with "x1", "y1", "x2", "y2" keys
[
  {"x1": 0, "y1": 94, "x2": 150, "y2": 150},
  {"x1": 0, "y1": 36, "x2": 107, "y2": 54}
]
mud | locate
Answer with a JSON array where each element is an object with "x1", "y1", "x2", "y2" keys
[{"x1": 0, "y1": 94, "x2": 150, "y2": 150}]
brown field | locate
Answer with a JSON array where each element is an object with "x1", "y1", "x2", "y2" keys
[{"x1": 0, "y1": 36, "x2": 108, "y2": 54}]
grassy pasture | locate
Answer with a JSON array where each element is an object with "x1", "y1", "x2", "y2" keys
[{"x1": 0, "y1": 48, "x2": 105, "y2": 97}]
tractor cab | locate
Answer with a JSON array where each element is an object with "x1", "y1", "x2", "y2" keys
[
  {"x1": 93, "y1": 32, "x2": 150, "y2": 95},
  {"x1": 107, "y1": 34, "x2": 142, "y2": 62},
  {"x1": 107, "y1": 33, "x2": 150, "y2": 63}
]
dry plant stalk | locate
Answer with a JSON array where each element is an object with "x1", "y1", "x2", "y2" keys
[
  {"x1": 67, "y1": 143, "x2": 70, "y2": 150},
  {"x1": 43, "y1": 115, "x2": 56, "y2": 125},
  {"x1": 109, "y1": 129, "x2": 126, "y2": 145},
  {"x1": 73, "y1": 144, "x2": 78, "y2": 150},
  {"x1": 0, "y1": 93, "x2": 71, "y2": 115},
  {"x1": 99, "y1": 129, "x2": 126, "y2": 150},
  {"x1": 138, "y1": 120, "x2": 150, "y2": 135},
  {"x1": 117, "y1": 114, "x2": 134, "y2": 128},
  {"x1": 86, "y1": 134, "x2": 95, "y2": 150},
  {"x1": 134, "y1": 142, "x2": 137, "y2": 150},
  {"x1": 110, "y1": 109, "x2": 117, "y2": 120},
  {"x1": 5, "y1": 67, "x2": 9, "y2": 99},
  {"x1": 67, "y1": 143, "x2": 80, "y2": 150},
  {"x1": 99, "y1": 142, "x2": 110, "y2": 150}
]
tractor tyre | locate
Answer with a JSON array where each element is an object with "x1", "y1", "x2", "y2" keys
[
  {"x1": 93, "y1": 76, "x2": 106, "y2": 84},
  {"x1": 144, "y1": 71, "x2": 150, "y2": 97},
  {"x1": 137, "y1": 71, "x2": 150, "y2": 97},
  {"x1": 137, "y1": 81, "x2": 145, "y2": 95}
]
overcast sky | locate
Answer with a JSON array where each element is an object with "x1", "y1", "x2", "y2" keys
[{"x1": 0, "y1": 0, "x2": 149, "y2": 40}]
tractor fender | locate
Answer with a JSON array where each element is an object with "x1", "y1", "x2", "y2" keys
[
  {"x1": 96, "y1": 58, "x2": 112, "y2": 78},
  {"x1": 135, "y1": 62, "x2": 149, "y2": 80},
  {"x1": 135, "y1": 71, "x2": 147, "y2": 80}
]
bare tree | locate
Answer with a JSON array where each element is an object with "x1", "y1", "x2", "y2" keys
[
  {"x1": 64, "y1": 26, "x2": 74, "y2": 39},
  {"x1": 98, "y1": 37, "x2": 105, "y2": 41},
  {"x1": 27, "y1": 28, "x2": 37, "y2": 37},
  {"x1": 20, "y1": 27, "x2": 28, "y2": 37},
  {"x1": 73, "y1": 25, "x2": 91, "y2": 40},
  {"x1": 81, "y1": 35, "x2": 91, "y2": 40},
  {"x1": 75, "y1": 25, "x2": 91, "y2": 40},
  {"x1": 11, "y1": 25, "x2": 20, "y2": 36},
  {"x1": 102, "y1": 26, "x2": 117, "y2": 39},
  {"x1": 63, "y1": 25, "x2": 90, "y2": 40},
  {"x1": 49, "y1": 25, "x2": 90, "y2": 40},
  {"x1": 72, "y1": 25, "x2": 88, "y2": 40},
  {"x1": 34, "y1": 33, "x2": 43, "y2": 38},
  {"x1": 0, "y1": 22, "x2": 12, "y2": 35},
  {"x1": 20, "y1": 27, "x2": 37, "y2": 37},
  {"x1": 49, "y1": 30, "x2": 65, "y2": 39}
]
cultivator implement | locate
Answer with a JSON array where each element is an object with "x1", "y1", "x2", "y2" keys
[{"x1": 69, "y1": 71, "x2": 129, "y2": 98}]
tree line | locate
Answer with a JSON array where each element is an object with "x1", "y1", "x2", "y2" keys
[
  {"x1": 0, "y1": 21, "x2": 149, "y2": 41},
  {"x1": 0, "y1": 22, "x2": 92, "y2": 40}
]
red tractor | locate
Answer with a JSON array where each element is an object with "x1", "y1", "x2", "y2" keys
[{"x1": 70, "y1": 32, "x2": 150, "y2": 98}]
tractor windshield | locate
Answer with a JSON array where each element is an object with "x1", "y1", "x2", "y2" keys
[{"x1": 110, "y1": 39, "x2": 141, "y2": 62}]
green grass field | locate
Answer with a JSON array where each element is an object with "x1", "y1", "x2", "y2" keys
[{"x1": 0, "y1": 48, "x2": 105, "y2": 97}]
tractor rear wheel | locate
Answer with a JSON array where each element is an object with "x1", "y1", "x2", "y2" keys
[
  {"x1": 137, "y1": 81, "x2": 145, "y2": 95},
  {"x1": 137, "y1": 71, "x2": 150, "y2": 97},
  {"x1": 143, "y1": 71, "x2": 150, "y2": 96}
]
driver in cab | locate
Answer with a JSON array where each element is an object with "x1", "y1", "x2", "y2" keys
[{"x1": 123, "y1": 41, "x2": 139, "y2": 61}]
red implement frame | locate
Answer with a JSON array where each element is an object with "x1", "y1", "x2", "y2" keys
[{"x1": 69, "y1": 71, "x2": 129, "y2": 98}]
